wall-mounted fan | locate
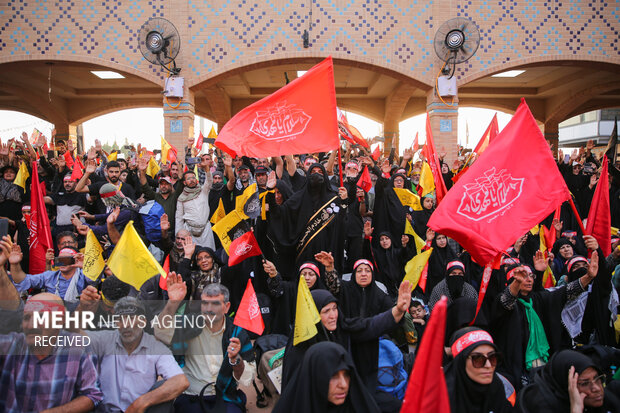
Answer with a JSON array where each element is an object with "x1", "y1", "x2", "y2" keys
[
  {"x1": 433, "y1": 17, "x2": 480, "y2": 78},
  {"x1": 138, "y1": 17, "x2": 181, "y2": 75}
]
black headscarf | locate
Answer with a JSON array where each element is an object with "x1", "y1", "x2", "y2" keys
[
  {"x1": 370, "y1": 231, "x2": 408, "y2": 298},
  {"x1": 339, "y1": 260, "x2": 393, "y2": 318},
  {"x1": 444, "y1": 327, "x2": 515, "y2": 413},
  {"x1": 412, "y1": 194, "x2": 435, "y2": 239},
  {"x1": 371, "y1": 173, "x2": 410, "y2": 245},
  {"x1": 426, "y1": 235, "x2": 457, "y2": 298},
  {"x1": 274, "y1": 342, "x2": 380, "y2": 413}
]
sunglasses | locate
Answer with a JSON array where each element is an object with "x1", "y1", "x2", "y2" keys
[{"x1": 468, "y1": 352, "x2": 501, "y2": 368}]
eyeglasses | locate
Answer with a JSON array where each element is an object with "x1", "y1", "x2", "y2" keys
[
  {"x1": 468, "y1": 352, "x2": 500, "y2": 368},
  {"x1": 577, "y1": 374, "x2": 606, "y2": 390}
]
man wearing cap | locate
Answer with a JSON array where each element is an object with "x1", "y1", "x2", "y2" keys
[
  {"x1": 254, "y1": 165, "x2": 269, "y2": 191},
  {"x1": 138, "y1": 155, "x2": 180, "y2": 234},
  {"x1": 78, "y1": 291, "x2": 189, "y2": 412},
  {"x1": 44, "y1": 173, "x2": 88, "y2": 235},
  {"x1": 428, "y1": 260, "x2": 478, "y2": 310},
  {"x1": 8, "y1": 242, "x2": 92, "y2": 307}
]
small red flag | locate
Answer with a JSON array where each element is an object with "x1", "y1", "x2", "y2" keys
[
  {"x1": 337, "y1": 108, "x2": 370, "y2": 149},
  {"x1": 159, "y1": 255, "x2": 170, "y2": 291},
  {"x1": 371, "y1": 145, "x2": 382, "y2": 161},
  {"x1": 412, "y1": 132, "x2": 419, "y2": 153},
  {"x1": 63, "y1": 151, "x2": 75, "y2": 169},
  {"x1": 29, "y1": 162, "x2": 53, "y2": 274},
  {"x1": 233, "y1": 279, "x2": 265, "y2": 335},
  {"x1": 401, "y1": 296, "x2": 450, "y2": 412},
  {"x1": 228, "y1": 231, "x2": 262, "y2": 266},
  {"x1": 196, "y1": 131, "x2": 204, "y2": 151},
  {"x1": 215, "y1": 57, "x2": 339, "y2": 158},
  {"x1": 545, "y1": 207, "x2": 561, "y2": 248},
  {"x1": 586, "y1": 155, "x2": 611, "y2": 256},
  {"x1": 357, "y1": 165, "x2": 372, "y2": 193},
  {"x1": 473, "y1": 113, "x2": 499, "y2": 156},
  {"x1": 428, "y1": 99, "x2": 570, "y2": 266},
  {"x1": 425, "y1": 114, "x2": 448, "y2": 204},
  {"x1": 70, "y1": 166, "x2": 83, "y2": 181}
]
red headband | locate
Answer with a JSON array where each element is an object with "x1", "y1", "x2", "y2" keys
[
  {"x1": 24, "y1": 299, "x2": 65, "y2": 314},
  {"x1": 567, "y1": 256, "x2": 588, "y2": 273},
  {"x1": 58, "y1": 248, "x2": 77, "y2": 256},
  {"x1": 353, "y1": 259, "x2": 374, "y2": 271},
  {"x1": 501, "y1": 256, "x2": 520, "y2": 266},
  {"x1": 345, "y1": 162, "x2": 359, "y2": 170},
  {"x1": 299, "y1": 263, "x2": 320, "y2": 277},
  {"x1": 562, "y1": 231, "x2": 577, "y2": 238},
  {"x1": 506, "y1": 265, "x2": 532, "y2": 280},
  {"x1": 100, "y1": 190, "x2": 118, "y2": 199},
  {"x1": 446, "y1": 261, "x2": 465, "y2": 272},
  {"x1": 451, "y1": 330, "x2": 494, "y2": 357}
]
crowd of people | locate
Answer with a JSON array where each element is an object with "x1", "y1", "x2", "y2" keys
[{"x1": 0, "y1": 129, "x2": 619, "y2": 413}]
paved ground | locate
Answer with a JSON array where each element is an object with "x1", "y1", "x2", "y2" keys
[{"x1": 240, "y1": 380, "x2": 276, "y2": 412}]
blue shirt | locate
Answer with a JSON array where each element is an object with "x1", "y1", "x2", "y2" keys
[{"x1": 13, "y1": 269, "x2": 90, "y2": 301}]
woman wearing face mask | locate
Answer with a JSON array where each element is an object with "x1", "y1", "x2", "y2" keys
[
  {"x1": 425, "y1": 231, "x2": 458, "y2": 300},
  {"x1": 445, "y1": 327, "x2": 516, "y2": 413},
  {"x1": 428, "y1": 260, "x2": 478, "y2": 311},
  {"x1": 518, "y1": 350, "x2": 620, "y2": 413},
  {"x1": 266, "y1": 163, "x2": 348, "y2": 271},
  {"x1": 274, "y1": 342, "x2": 380, "y2": 413}
]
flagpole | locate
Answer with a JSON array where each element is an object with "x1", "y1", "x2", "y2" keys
[
  {"x1": 337, "y1": 145, "x2": 343, "y2": 187},
  {"x1": 568, "y1": 197, "x2": 587, "y2": 235}
]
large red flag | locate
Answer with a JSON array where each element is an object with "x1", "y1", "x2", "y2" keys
[
  {"x1": 428, "y1": 99, "x2": 570, "y2": 265},
  {"x1": 586, "y1": 155, "x2": 611, "y2": 256},
  {"x1": 425, "y1": 114, "x2": 448, "y2": 203},
  {"x1": 29, "y1": 162, "x2": 53, "y2": 274},
  {"x1": 233, "y1": 279, "x2": 265, "y2": 335},
  {"x1": 215, "y1": 57, "x2": 339, "y2": 157},
  {"x1": 400, "y1": 296, "x2": 450, "y2": 412},
  {"x1": 473, "y1": 113, "x2": 499, "y2": 155},
  {"x1": 228, "y1": 231, "x2": 262, "y2": 266},
  {"x1": 357, "y1": 165, "x2": 372, "y2": 193}
]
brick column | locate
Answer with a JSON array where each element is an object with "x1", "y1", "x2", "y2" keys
[
  {"x1": 383, "y1": 121, "x2": 399, "y2": 157},
  {"x1": 53, "y1": 123, "x2": 78, "y2": 150},
  {"x1": 163, "y1": 86, "x2": 195, "y2": 154},
  {"x1": 426, "y1": 89, "x2": 459, "y2": 166},
  {"x1": 543, "y1": 121, "x2": 559, "y2": 160}
]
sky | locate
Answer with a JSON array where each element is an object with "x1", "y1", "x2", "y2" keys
[{"x1": 0, "y1": 106, "x2": 513, "y2": 154}]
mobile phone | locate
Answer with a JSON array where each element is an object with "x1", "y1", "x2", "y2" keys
[
  {"x1": 564, "y1": 154, "x2": 570, "y2": 163},
  {"x1": 54, "y1": 256, "x2": 76, "y2": 266},
  {"x1": 186, "y1": 157, "x2": 200, "y2": 165},
  {"x1": 0, "y1": 219, "x2": 9, "y2": 239},
  {"x1": 15, "y1": 150, "x2": 24, "y2": 156},
  {"x1": 47, "y1": 150, "x2": 57, "y2": 158}
]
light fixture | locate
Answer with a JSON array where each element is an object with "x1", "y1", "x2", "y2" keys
[
  {"x1": 297, "y1": 71, "x2": 307, "y2": 78},
  {"x1": 91, "y1": 71, "x2": 125, "y2": 79},
  {"x1": 491, "y1": 70, "x2": 525, "y2": 78}
]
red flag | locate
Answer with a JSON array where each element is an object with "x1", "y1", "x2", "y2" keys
[
  {"x1": 451, "y1": 165, "x2": 469, "y2": 184},
  {"x1": 159, "y1": 255, "x2": 170, "y2": 291},
  {"x1": 196, "y1": 131, "x2": 204, "y2": 151},
  {"x1": 418, "y1": 261, "x2": 430, "y2": 292},
  {"x1": 70, "y1": 166, "x2": 83, "y2": 181},
  {"x1": 357, "y1": 165, "x2": 372, "y2": 193},
  {"x1": 428, "y1": 99, "x2": 570, "y2": 265},
  {"x1": 586, "y1": 155, "x2": 611, "y2": 256},
  {"x1": 337, "y1": 108, "x2": 370, "y2": 149},
  {"x1": 29, "y1": 162, "x2": 53, "y2": 274},
  {"x1": 412, "y1": 132, "x2": 419, "y2": 152},
  {"x1": 425, "y1": 114, "x2": 448, "y2": 203},
  {"x1": 544, "y1": 207, "x2": 561, "y2": 249},
  {"x1": 233, "y1": 279, "x2": 265, "y2": 335},
  {"x1": 228, "y1": 231, "x2": 262, "y2": 266},
  {"x1": 215, "y1": 57, "x2": 339, "y2": 157},
  {"x1": 63, "y1": 151, "x2": 75, "y2": 169},
  {"x1": 401, "y1": 296, "x2": 450, "y2": 412},
  {"x1": 473, "y1": 113, "x2": 499, "y2": 155},
  {"x1": 371, "y1": 145, "x2": 382, "y2": 161}
]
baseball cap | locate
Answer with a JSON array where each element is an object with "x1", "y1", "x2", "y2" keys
[
  {"x1": 255, "y1": 166, "x2": 269, "y2": 175},
  {"x1": 159, "y1": 176, "x2": 173, "y2": 185}
]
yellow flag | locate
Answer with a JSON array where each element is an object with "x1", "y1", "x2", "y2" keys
[
  {"x1": 83, "y1": 230, "x2": 105, "y2": 281},
  {"x1": 405, "y1": 219, "x2": 426, "y2": 252},
  {"x1": 293, "y1": 275, "x2": 321, "y2": 345},
  {"x1": 611, "y1": 226, "x2": 618, "y2": 236},
  {"x1": 403, "y1": 248, "x2": 433, "y2": 291},
  {"x1": 530, "y1": 225, "x2": 540, "y2": 236},
  {"x1": 539, "y1": 226, "x2": 547, "y2": 252},
  {"x1": 107, "y1": 221, "x2": 166, "y2": 290},
  {"x1": 260, "y1": 190, "x2": 273, "y2": 220},
  {"x1": 107, "y1": 151, "x2": 118, "y2": 162},
  {"x1": 419, "y1": 161, "x2": 435, "y2": 196},
  {"x1": 212, "y1": 210, "x2": 244, "y2": 253},
  {"x1": 161, "y1": 136, "x2": 171, "y2": 163},
  {"x1": 207, "y1": 125, "x2": 218, "y2": 147},
  {"x1": 393, "y1": 188, "x2": 422, "y2": 211},
  {"x1": 235, "y1": 183, "x2": 261, "y2": 219},
  {"x1": 14, "y1": 161, "x2": 30, "y2": 189},
  {"x1": 210, "y1": 198, "x2": 226, "y2": 225},
  {"x1": 146, "y1": 157, "x2": 160, "y2": 178}
]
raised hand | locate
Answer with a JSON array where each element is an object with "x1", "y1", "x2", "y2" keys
[
  {"x1": 8, "y1": 243, "x2": 23, "y2": 265},
  {"x1": 223, "y1": 155, "x2": 233, "y2": 168},
  {"x1": 586, "y1": 251, "x2": 599, "y2": 280},
  {"x1": 533, "y1": 250, "x2": 547, "y2": 272},
  {"x1": 78, "y1": 285, "x2": 101, "y2": 313},
  {"x1": 94, "y1": 139, "x2": 102, "y2": 153},
  {"x1": 106, "y1": 207, "x2": 120, "y2": 225},
  {"x1": 67, "y1": 139, "x2": 74, "y2": 153},
  {"x1": 552, "y1": 218, "x2": 563, "y2": 233},
  {"x1": 166, "y1": 272, "x2": 187, "y2": 302},
  {"x1": 393, "y1": 280, "x2": 412, "y2": 321},
  {"x1": 262, "y1": 259, "x2": 278, "y2": 278},
  {"x1": 85, "y1": 159, "x2": 97, "y2": 174},
  {"x1": 20, "y1": 132, "x2": 29, "y2": 143},
  {"x1": 363, "y1": 220, "x2": 374, "y2": 237},
  {"x1": 338, "y1": 187, "x2": 348, "y2": 200},
  {"x1": 160, "y1": 213, "x2": 170, "y2": 233},
  {"x1": 45, "y1": 248, "x2": 55, "y2": 264},
  {"x1": 266, "y1": 170, "x2": 276, "y2": 189},
  {"x1": 567, "y1": 366, "x2": 586, "y2": 413},
  {"x1": 425, "y1": 227, "x2": 435, "y2": 242},
  {"x1": 381, "y1": 159, "x2": 391, "y2": 174},
  {"x1": 403, "y1": 148, "x2": 413, "y2": 161},
  {"x1": 0, "y1": 140, "x2": 8, "y2": 157},
  {"x1": 182, "y1": 236, "x2": 196, "y2": 259},
  {"x1": 401, "y1": 234, "x2": 410, "y2": 247},
  {"x1": 586, "y1": 139, "x2": 595, "y2": 151},
  {"x1": 583, "y1": 234, "x2": 599, "y2": 251},
  {"x1": 314, "y1": 251, "x2": 334, "y2": 272},
  {"x1": 137, "y1": 155, "x2": 149, "y2": 172}
]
